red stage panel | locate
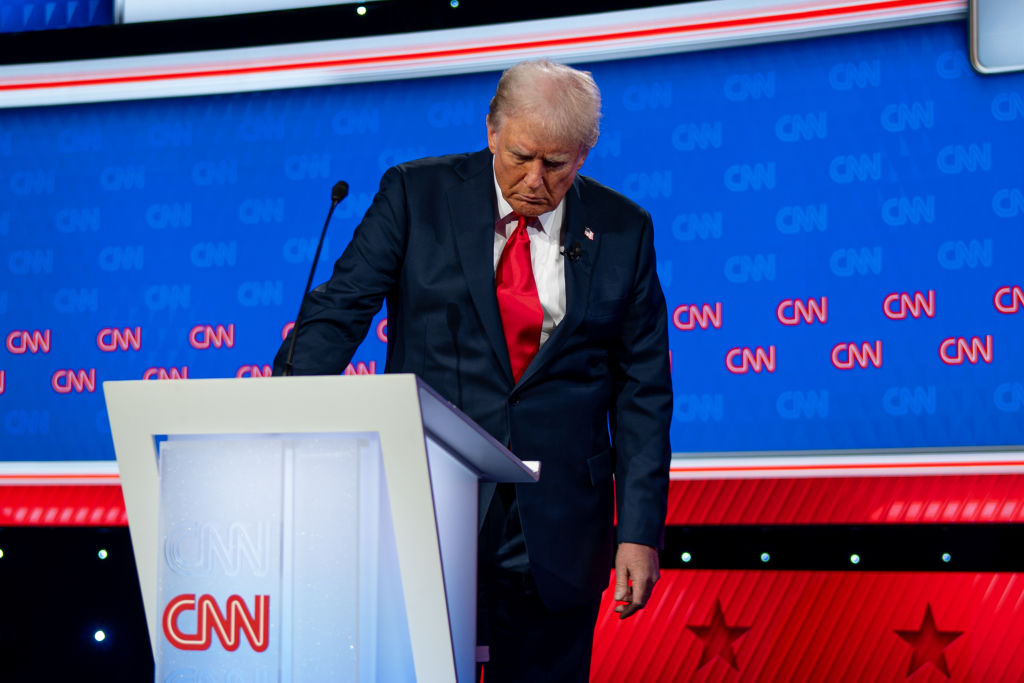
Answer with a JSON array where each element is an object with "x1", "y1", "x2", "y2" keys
[
  {"x1": 667, "y1": 475, "x2": 1024, "y2": 525},
  {"x1": 593, "y1": 570, "x2": 1024, "y2": 681}
]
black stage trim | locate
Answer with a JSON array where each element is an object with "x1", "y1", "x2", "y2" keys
[
  {"x1": 0, "y1": 527, "x2": 152, "y2": 680},
  {"x1": 660, "y1": 524, "x2": 1024, "y2": 572}
]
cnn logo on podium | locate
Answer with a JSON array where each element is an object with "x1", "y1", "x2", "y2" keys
[{"x1": 163, "y1": 593, "x2": 269, "y2": 652}]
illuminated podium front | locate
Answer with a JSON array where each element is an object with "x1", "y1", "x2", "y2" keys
[{"x1": 104, "y1": 375, "x2": 538, "y2": 682}]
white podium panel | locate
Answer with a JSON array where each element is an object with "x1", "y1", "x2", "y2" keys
[
  {"x1": 105, "y1": 375, "x2": 537, "y2": 683},
  {"x1": 156, "y1": 434, "x2": 413, "y2": 682}
]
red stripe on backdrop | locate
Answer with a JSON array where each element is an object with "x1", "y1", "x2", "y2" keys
[
  {"x1": 591, "y1": 570, "x2": 1024, "y2": 681},
  {"x1": 667, "y1": 475, "x2": 1024, "y2": 525},
  {"x1": 0, "y1": 485, "x2": 128, "y2": 526},
  {"x1": 2, "y1": 474, "x2": 1021, "y2": 526},
  {"x1": 0, "y1": 473, "x2": 119, "y2": 482}
]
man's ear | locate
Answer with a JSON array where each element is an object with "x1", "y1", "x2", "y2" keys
[{"x1": 486, "y1": 115, "x2": 498, "y2": 154}]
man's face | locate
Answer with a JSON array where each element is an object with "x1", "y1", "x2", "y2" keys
[{"x1": 487, "y1": 114, "x2": 588, "y2": 217}]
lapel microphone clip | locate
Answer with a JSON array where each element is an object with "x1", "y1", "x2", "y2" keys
[{"x1": 561, "y1": 241, "x2": 583, "y2": 262}]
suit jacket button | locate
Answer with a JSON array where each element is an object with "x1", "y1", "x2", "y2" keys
[{"x1": 510, "y1": 397, "x2": 520, "y2": 406}]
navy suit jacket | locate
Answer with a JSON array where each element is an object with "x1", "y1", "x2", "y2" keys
[{"x1": 274, "y1": 148, "x2": 672, "y2": 610}]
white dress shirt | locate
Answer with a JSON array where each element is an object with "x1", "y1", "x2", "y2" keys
[{"x1": 492, "y1": 169, "x2": 567, "y2": 347}]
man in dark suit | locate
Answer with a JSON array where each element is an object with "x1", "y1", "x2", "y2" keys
[{"x1": 274, "y1": 59, "x2": 671, "y2": 682}]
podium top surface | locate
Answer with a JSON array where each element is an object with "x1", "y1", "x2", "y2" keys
[{"x1": 103, "y1": 374, "x2": 538, "y2": 483}]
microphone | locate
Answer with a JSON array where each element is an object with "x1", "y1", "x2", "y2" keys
[{"x1": 281, "y1": 180, "x2": 349, "y2": 376}]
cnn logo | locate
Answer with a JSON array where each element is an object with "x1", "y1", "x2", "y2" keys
[{"x1": 163, "y1": 593, "x2": 269, "y2": 652}]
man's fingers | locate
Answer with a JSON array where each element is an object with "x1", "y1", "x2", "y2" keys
[
  {"x1": 614, "y1": 562, "x2": 634, "y2": 615},
  {"x1": 613, "y1": 543, "x2": 661, "y2": 618},
  {"x1": 613, "y1": 559, "x2": 630, "y2": 602},
  {"x1": 634, "y1": 571, "x2": 657, "y2": 606},
  {"x1": 613, "y1": 581, "x2": 627, "y2": 603},
  {"x1": 614, "y1": 597, "x2": 640, "y2": 617},
  {"x1": 617, "y1": 573, "x2": 653, "y2": 619}
]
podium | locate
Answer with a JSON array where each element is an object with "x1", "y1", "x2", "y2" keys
[{"x1": 104, "y1": 375, "x2": 539, "y2": 682}]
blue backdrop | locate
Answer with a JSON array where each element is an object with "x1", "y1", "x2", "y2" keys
[
  {"x1": 1, "y1": 20, "x2": 1022, "y2": 461},
  {"x1": 0, "y1": 0, "x2": 113, "y2": 33}
]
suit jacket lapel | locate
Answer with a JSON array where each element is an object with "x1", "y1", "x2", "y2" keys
[
  {"x1": 448, "y1": 151, "x2": 515, "y2": 385},
  {"x1": 518, "y1": 178, "x2": 596, "y2": 387}
]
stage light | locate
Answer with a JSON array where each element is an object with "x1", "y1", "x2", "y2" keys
[
  {"x1": 680, "y1": 552, "x2": 692, "y2": 563},
  {"x1": 760, "y1": 552, "x2": 770, "y2": 563},
  {"x1": 942, "y1": 552, "x2": 951, "y2": 563},
  {"x1": 356, "y1": 5, "x2": 367, "y2": 15},
  {"x1": 0, "y1": 548, "x2": 4, "y2": 559},
  {"x1": 94, "y1": 630, "x2": 106, "y2": 642},
  {"x1": 98, "y1": 549, "x2": 109, "y2": 560},
  {"x1": 450, "y1": 0, "x2": 460, "y2": 7},
  {"x1": 849, "y1": 554, "x2": 861, "y2": 565}
]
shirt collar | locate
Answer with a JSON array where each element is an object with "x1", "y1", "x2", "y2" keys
[{"x1": 492, "y1": 158, "x2": 563, "y2": 239}]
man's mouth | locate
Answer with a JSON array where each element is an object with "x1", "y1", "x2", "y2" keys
[{"x1": 515, "y1": 194, "x2": 545, "y2": 204}]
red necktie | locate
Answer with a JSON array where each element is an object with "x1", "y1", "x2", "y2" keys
[{"x1": 495, "y1": 213, "x2": 543, "y2": 382}]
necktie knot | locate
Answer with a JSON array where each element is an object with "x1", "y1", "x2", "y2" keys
[{"x1": 504, "y1": 211, "x2": 529, "y2": 235}]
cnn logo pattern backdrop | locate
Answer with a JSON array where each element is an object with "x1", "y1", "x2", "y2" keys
[{"x1": 0, "y1": 22, "x2": 1022, "y2": 461}]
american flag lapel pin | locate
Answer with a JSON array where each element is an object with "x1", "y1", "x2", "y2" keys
[{"x1": 584, "y1": 227, "x2": 594, "y2": 241}]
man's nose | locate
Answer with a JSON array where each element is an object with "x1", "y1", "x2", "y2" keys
[{"x1": 523, "y1": 161, "x2": 544, "y2": 189}]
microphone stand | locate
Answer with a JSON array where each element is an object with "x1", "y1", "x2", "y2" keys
[{"x1": 281, "y1": 180, "x2": 348, "y2": 376}]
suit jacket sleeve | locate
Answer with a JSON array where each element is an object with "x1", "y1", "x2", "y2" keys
[
  {"x1": 273, "y1": 166, "x2": 409, "y2": 375},
  {"x1": 610, "y1": 210, "x2": 673, "y2": 549}
]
